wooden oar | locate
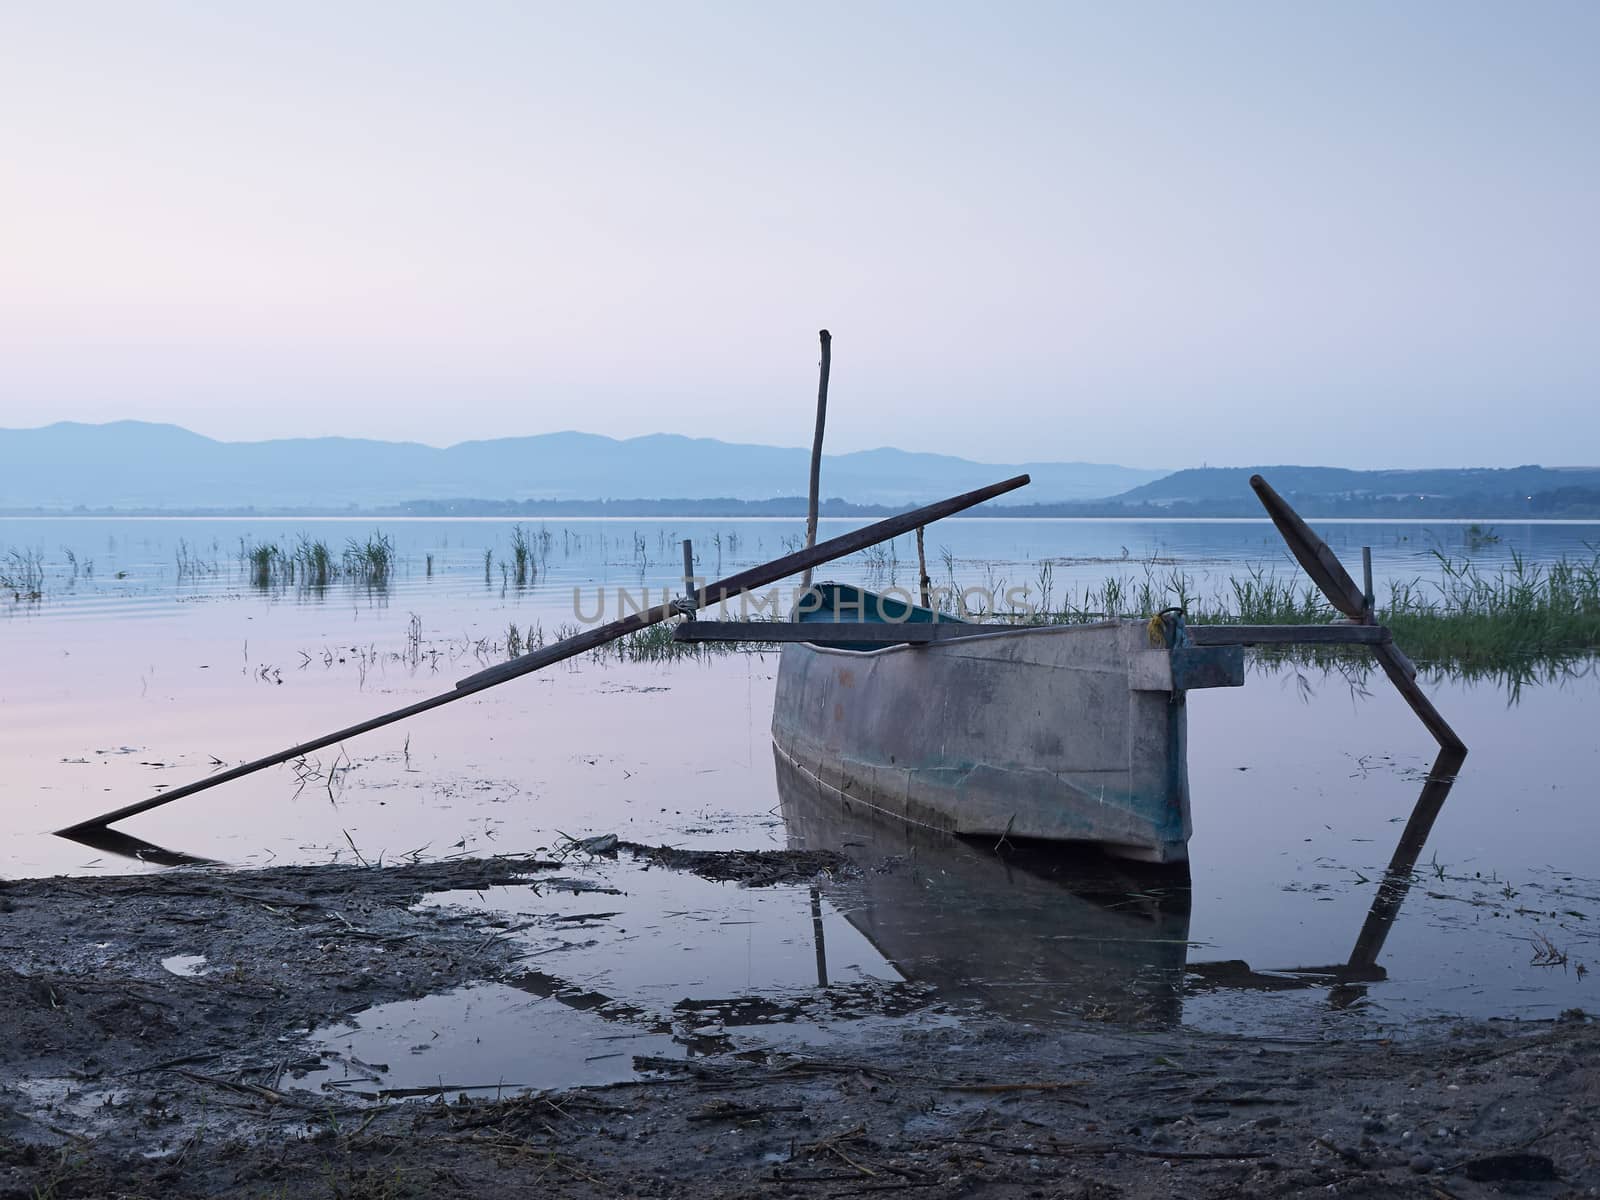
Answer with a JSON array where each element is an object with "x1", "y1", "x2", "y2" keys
[
  {"x1": 57, "y1": 473, "x2": 1030, "y2": 837},
  {"x1": 1250, "y1": 473, "x2": 1466, "y2": 755},
  {"x1": 1249, "y1": 474, "x2": 1368, "y2": 620}
]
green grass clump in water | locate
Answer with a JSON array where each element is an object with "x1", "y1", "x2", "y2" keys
[
  {"x1": 1016, "y1": 551, "x2": 1600, "y2": 686},
  {"x1": 586, "y1": 621, "x2": 772, "y2": 663},
  {"x1": 296, "y1": 535, "x2": 335, "y2": 588},
  {"x1": 239, "y1": 532, "x2": 392, "y2": 590},
  {"x1": 509, "y1": 525, "x2": 533, "y2": 586},
  {"x1": 241, "y1": 540, "x2": 282, "y2": 589},
  {"x1": 343, "y1": 532, "x2": 395, "y2": 586},
  {"x1": 0, "y1": 547, "x2": 46, "y2": 601},
  {"x1": 1380, "y1": 551, "x2": 1600, "y2": 671}
]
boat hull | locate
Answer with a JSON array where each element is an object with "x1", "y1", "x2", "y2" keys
[{"x1": 771, "y1": 620, "x2": 1192, "y2": 862}]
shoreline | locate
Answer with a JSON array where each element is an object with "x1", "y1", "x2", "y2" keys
[{"x1": 2, "y1": 852, "x2": 1594, "y2": 1197}]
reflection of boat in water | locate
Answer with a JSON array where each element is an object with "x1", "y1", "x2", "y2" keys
[
  {"x1": 776, "y1": 746, "x2": 1193, "y2": 1025},
  {"x1": 778, "y1": 733, "x2": 1467, "y2": 1022}
]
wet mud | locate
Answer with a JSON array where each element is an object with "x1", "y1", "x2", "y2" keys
[{"x1": 2, "y1": 848, "x2": 1597, "y2": 1198}]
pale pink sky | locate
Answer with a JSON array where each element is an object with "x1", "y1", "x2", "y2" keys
[{"x1": 1, "y1": 1, "x2": 1596, "y2": 467}]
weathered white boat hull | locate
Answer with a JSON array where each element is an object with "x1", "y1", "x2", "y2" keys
[{"x1": 771, "y1": 621, "x2": 1192, "y2": 862}]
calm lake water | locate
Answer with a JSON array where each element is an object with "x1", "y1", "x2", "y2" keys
[
  {"x1": 3, "y1": 515, "x2": 1596, "y2": 1061},
  {"x1": 5, "y1": 513, "x2": 1599, "y2": 628}
]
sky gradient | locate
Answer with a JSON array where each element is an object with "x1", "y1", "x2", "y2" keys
[{"x1": 2, "y1": 1, "x2": 1595, "y2": 468}]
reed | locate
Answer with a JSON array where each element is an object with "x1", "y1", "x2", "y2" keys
[
  {"x1": 297, "y1": 535, "x2": 335, "y2": 588},
  {"x1": 342, "y1": 532, "x2": 395, "y2": 585},
  {"x1": 1026, "y1": 550, "x2": 1600, "y2": 674},
  {"x1": 0, "y1": 547, "x2": 45, "y2": 601},
  {"x1": 236, "y1": 532, "x2": 389, "y2": 590},
  {"x1": 1380, "y1": 550, "x2": 1600, "y2": 670},
  {"x1": 509, "y1": 524, "x2": 533, "y2": 586},
  {"x1": 241, "y1": 540, "x2": 281, "y2": 589}
]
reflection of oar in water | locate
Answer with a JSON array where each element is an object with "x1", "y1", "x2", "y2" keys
[
  {"x1": 57, "y1": 474, "x2": 1030, "y2": 840},
  {"x1": 1327, "y1": 743, "x2": 1467, "y2": 1007},
  {"x1": 1187, "y1": 479, "x2": 1467, "y2": 1004},
  {"x1": 56, "y1": 824, "x2": 218, "y2": 868},
  {"x1": 1184, "y1": 744, "x2": 1465, "y2": 1005}
]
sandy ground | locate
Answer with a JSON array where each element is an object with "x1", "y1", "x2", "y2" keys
[{"x1": 1, "y1": 853, "x2": 1595, "y2": 1199}]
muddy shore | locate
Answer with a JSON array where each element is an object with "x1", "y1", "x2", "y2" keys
[{"x1": 1, "y1": 852, "x2": 1595, "y2": 1198}]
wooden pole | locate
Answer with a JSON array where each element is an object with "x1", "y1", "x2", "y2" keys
[
  {"x1": 799, "y1": 329, "x2": 832, "y2": 592},
  {"x1": 915, "y1": 525, "x2": 931, "y2": 609},
  {"x1": 59, "y1": 472, "x2": 1031, "y2": 836},
  {"x1": 809, "y1": 886, "x2": 829, "y2": 988}
]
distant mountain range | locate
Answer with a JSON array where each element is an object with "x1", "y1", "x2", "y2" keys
[
  {"x1": 0, "y1": 421, "x2": 1164, "y2": 511},
  {"x1": 4, "y1": 422, "x2": 1600, "y2": 517},
  {"x1": 1113, "y1": 465, "x2": 1600, "y2": 506},
  {"x1": 1075, "y1": 464, "x2": 1600, "y2": 518}
]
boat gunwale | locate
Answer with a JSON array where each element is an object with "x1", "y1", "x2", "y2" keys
[{"x1": 781, "y1": 617, "x2": 1135, "y2": 660}]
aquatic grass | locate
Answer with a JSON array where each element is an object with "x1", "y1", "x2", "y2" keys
[
  {"x1": 241, "y1": 540, "x2": 281, "y2": 589},
  {"x1": 236, "y1": 531, "x2": 392, "y2": 591},
  {"x1": 603, "y1": 622, "x2": 768, "y2": 662},
  {"x1": 509, "y1": 524, "x2": 532, "y2": 586},
  {"x1": 296, "y1": 535, "x2": 335, "y2": 588},
  {"x1": 1379, "y1": 550, "x2": 1600, "y2": 671},
  {"x1": 174, "y1": 539, "x2": 219, "y2": 580},
  {"x1": 342, "y1": 531, "x2": 395, "y2": 585},
  {"x1": 0, "y1": 547, "x2": 45, "y2": 601},
  {"x1": 1013, "y1": 549, "x2": 1600, "y2": 687}
]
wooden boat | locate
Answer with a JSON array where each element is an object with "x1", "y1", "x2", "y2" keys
[
  {"x1": 770, "y1": 584, "x2": 1240, "y2": 863},
  {"x1": 681, "y1": 475, "x2": 1465, "y2": 866}
]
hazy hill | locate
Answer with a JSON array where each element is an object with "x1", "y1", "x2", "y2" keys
[
  {"x1": 1115, "y1": 464, "x2": 1600, "y2": 505},
  {"x1": 0, "y1": 421, "x2": 1164, "y2": 510}
]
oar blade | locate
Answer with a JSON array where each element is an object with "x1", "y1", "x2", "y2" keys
[{"x1": 1249, "y1": 474, "x2": 1368, "y2": 619}]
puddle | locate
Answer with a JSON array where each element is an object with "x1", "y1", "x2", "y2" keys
[
  {"x1": 294, "y1": 983, "x2": 686, "y2": 1099},
  {"x1": 11, "y1": 1077, "x2": 136, "y2": 1130},
  {"x1": 286, "y1": 859, "x2": 953, "y2": 1097},
  {"x1": 160, "y1": 954, "x2": 208, "y2": 977},
  {"x1": 419, "y1": 864, "x2": 905, "y2": 1003}
]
